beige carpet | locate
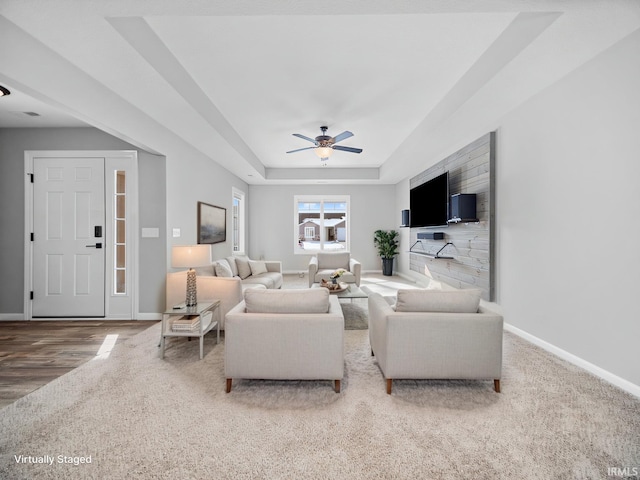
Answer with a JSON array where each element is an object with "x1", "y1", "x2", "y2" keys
[{"x1": 1, "y1": 316, "x2": 639, "y2": 479}]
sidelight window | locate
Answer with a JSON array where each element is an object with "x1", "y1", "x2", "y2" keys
[{"x1": 114, "y1": 171, "x2": 126, "y2": 294}]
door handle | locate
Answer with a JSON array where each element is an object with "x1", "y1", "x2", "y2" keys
[{"x1": 86, "y1": 243, "x2": 103, "y2": 249}]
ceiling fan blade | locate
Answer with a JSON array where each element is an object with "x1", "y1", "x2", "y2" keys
[
  {"x1": 286, "y1": 146, "x2": 316, "y2": 154},
  {"x1": 332, "y1": 145, "x2": 363, "y2": 154},
  {"x1": 332, "y1": 131, "x2": 354, "y2": 143},
  {"x1": 292, "y1": 133, "x2": 317, "y2": 144}
]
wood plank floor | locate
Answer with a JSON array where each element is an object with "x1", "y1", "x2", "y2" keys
[{"x1": 0, "y1": 320, "x2": 156, "y2": 409}]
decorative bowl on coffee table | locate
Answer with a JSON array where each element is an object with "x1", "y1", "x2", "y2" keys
[{"x1": 320, "y1": 279, "x2": 348, "y2": 293}]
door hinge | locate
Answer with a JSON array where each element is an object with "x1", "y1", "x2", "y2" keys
[
  {"x1": 28, "y1": 173, "x2": 34, "y2": 183},
  {"x1": 30, "y1": 232, "x2": 34, "y2": 241},
  {"x1": 30, "y1": 291, "x2": 34, "y2": 300}
]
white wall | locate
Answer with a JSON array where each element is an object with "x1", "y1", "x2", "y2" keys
[
  {"x1": 396, "y1": 30, "x2": 640, "y2": 388},
  {"x1": 496, "y1": 30, "x2": 640, "y2": 387},
  {"x1": 0, "y1": 127, "x2": 167, "y2": 315},
  {"x1": 248, "y1": 184, "x2": 396, "y2": 273},
  {"x1": 395, "y1": 177, "x2": 415, "y2": 281},
  {"x1": 164, "y1": 152, "x2": 249, "y2": 266}
]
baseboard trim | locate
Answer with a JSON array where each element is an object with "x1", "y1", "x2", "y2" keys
[
  {"x1": 282, "y1": 270, "x2": 386, "y2": 276},
  {"x1": 504, "y1": 323, "x2": 640, "y2": 399},
  {"x1": 1, "y1": 313, "x2": 161, "y2": 321},
  {"x1": 283, "y1": 270, "x2": 308, "y2": 276}
]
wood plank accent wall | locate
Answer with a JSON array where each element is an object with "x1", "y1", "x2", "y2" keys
[{"x1": 409, "y1": 132, "x2": 495, "y2": 301}]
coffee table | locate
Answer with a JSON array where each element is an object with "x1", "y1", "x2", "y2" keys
[{"x1": 312, "y1": 283, "x2": 368, "y2": 302}]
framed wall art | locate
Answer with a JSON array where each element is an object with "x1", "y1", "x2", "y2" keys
[{"x1": 197, "y1": 201, "x2": 226, "y2": 244}]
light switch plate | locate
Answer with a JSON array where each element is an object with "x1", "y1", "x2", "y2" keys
[
  {"x1": 172, "y1": 228, "x2": 181, "y2": 238},
  {"x1": 141, "y1": 227, "x2": 159, "y2": 238}
]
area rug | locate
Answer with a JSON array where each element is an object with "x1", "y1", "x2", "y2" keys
[
  {"x1": 341, "y1": 301, "x2": 368, "y2": 330},
  {"x1": 1, "y1": 320, "x2": 638, "y2": 480}
]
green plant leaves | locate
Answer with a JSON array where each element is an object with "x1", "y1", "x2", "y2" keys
[{"x1": 373, "y1": 229, "x2": 399, "y2": 259}]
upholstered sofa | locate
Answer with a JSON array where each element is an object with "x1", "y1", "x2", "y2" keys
[
  {"x1": 308, "y1": 251, "x2": 361, "y2": 287},
  {"x1": 166, "y1": 256, "x2": 282, "y2": 329},
  {"x1": 198, "y1": 256, "x2": 283, "y2": 290},
  {"x1": 225, "y1": 288, "x2": 344, "y2": 393},
  {"x1": 368, "y1": 288, "x2": 503, "y2": 394}
]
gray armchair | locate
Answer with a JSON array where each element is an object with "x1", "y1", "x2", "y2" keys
[
  {"x1": 368, "y1": 289, "x2": 503, "y2": 394},
  {"x1": 308, "y1": 251, "x2": 361, "y2": 287}
]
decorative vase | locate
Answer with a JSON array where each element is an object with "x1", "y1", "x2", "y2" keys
[
  {"x1": 185, "y1": 268, "x2": 198, "y2": 306},
  {"x1": 331, "y1": 278, "x2": 337, "y2": 284}
]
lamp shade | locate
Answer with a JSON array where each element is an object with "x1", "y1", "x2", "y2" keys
[{"x1": 171, "y1": 245, "x2": 211, "y2": 268}]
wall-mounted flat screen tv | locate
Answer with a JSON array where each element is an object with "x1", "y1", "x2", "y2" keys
[{"x1": 409, "y1": 171, "x2": 449, "y2": 228}]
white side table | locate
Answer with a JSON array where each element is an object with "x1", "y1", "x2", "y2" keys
[{"x1": 160, "y1": 300, "x2": 221, "y2": 359}]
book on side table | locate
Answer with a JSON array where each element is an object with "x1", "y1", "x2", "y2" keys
[{"x1": 171, "y1": 315, "x2": 201, "y2": 332}]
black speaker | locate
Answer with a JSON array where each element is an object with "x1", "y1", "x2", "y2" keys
[
  {"x1": 450, "y1": 194, "x2": 477, "y2": 221},
  {"x1": 417, "y1": 232, "x2": 444, "y2": 240},
  {"x1": 401, "y1": 209, "x2": 410, "y2": 227}
]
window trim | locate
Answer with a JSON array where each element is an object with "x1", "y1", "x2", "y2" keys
[
  {"x1": 232, "y1": 187, "x2": 246, "y2": 255},
  {"x1": 293, "y1": 195, "x2": 350, "y2": 255}
]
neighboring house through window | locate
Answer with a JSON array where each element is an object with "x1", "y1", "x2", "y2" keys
[{"x1": 294, "y1": 195, "x2": 350, "y2": 254}]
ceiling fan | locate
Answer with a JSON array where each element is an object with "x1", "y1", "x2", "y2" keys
[{"x1": 286, "y1": 126, "x2": 363, "y2": 162}]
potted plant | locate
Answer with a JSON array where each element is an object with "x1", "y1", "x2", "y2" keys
[{"x1": 374, "y1": 229, "x2": 399, "y2": 276}]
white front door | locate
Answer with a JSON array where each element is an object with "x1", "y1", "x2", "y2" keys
[{"x1": 32, "y1": 157, "x2": 105, "y2": 317}]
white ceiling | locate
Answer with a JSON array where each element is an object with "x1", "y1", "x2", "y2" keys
[{"x1": 1, "y1": 0, "x2": 639, "y2": 184}]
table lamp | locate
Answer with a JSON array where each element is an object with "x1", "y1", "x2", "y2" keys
[{"x1": 171, "y1": 245, "x2": 211, "y2": 306}]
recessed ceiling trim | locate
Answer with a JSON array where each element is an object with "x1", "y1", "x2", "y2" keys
[
  {"x1": 382, "y1": 11, "x2": 562, "y2": 183},
  {"x1": 266, "y1": 167, "x2": 379, "y2": 181},
  {"x1": 0, "y1": 16, "x2": 223, "y2": 159},
  {"x1": 108, "y1": 16, "x2": 266, "y2": 178}
]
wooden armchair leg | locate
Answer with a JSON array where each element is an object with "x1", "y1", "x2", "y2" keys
[
  {"x1": 334, "y1": 380, "x2": 341, "y2": 393},
  {"x1": 386, "y1": 378, "x2": 393, "y2": 395},
  {"x1": 226, "y1": 378, "x2": 232, "y2": 393},
  {"x1": 494, "y1": 379, "x2": 501, "y2": 393}
]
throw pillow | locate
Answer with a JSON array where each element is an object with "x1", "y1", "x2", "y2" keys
[
  {"x1": 215, "y1": 260, "x2": 233, "y2": 278},
  {"x1": 395, "y1": 288, "x2": 482, "y2": 313},
  {"x1": 317, "y1": 252, "x2": 350, "y2": 270},
  {"x1": 249, "y1": 260, "x2": 268, "y2": 276},
  {"x1": 235, "y1": 256, "x2": 252, "y2": 280},
  {"x1": 225, "y1": 256, "x2": 239, "y2": 277},
  {"x1": 245, "y1": 288, "x2": 329, "y2": 314},
  {"x1": 194, "y1": 264, "x2": 214, "y2": 276}
]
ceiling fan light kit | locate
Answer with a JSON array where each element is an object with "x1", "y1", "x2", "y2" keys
[
  {"x1": 287, "y1": 125, "x2": 363, "y2": 163},
  {"x1": 315, "y1": 146, "x2": 333, "y2": 160}
]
